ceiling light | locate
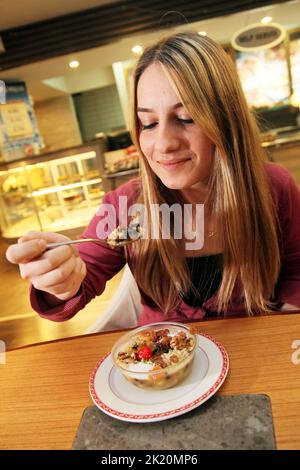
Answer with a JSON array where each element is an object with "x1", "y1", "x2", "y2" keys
[
  {"x1": 198, "y1": 31, "x2": 207, "y2": 36},
  {"x1": 69, "y1": 60, "x2": 80, "y2": 68},
  {"x1": 132, "y1": 45, "x2": 143, "y2": 54},
  {"x1": 261, "y1": 16, "x2": 272, "y2": 23}
]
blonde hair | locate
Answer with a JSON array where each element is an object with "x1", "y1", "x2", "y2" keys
[{"x1": 129, "y1": 31, "x2": 280, "y2": 315}]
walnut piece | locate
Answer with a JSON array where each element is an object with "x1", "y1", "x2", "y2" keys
[
  {"x1": 170, "y1": 331, "x2": 189, "y2": 350},
  {"x1": 153, "y1": 356, "x2": 168, "y2": 368},
  {"x1": 170, "y1": 355, "x2": 179, "y2": 363}
]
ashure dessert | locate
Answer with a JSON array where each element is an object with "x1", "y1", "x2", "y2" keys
[
  {"x1": 112, "y1": 323, "x2": 197, "y2": 389},
  {"x1": 107, "y1": 218, "x2": 143, "y2": 247}
]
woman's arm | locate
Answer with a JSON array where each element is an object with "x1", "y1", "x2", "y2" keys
[{"x1": 29, "y1": 180, "x2": 139, "y2": 321}]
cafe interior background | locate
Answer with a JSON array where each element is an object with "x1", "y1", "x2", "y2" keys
[{"x1": 0, "y1": 0, "x2": 299, "y2": 349}]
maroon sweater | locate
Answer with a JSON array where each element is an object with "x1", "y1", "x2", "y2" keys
[{"x1": 30, "y1": 162, "x2": 300, "y2": 324}]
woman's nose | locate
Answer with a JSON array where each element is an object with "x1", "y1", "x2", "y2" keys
[{"x1": 155, "y1": 123, "x2": 181, "y2": 154}]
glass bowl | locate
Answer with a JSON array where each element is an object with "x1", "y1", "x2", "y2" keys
[{"x1": 111, "y1": 322, "x2": 197, "y2": 390}]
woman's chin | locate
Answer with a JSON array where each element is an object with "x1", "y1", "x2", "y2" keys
[
  {"x1": 159, "y1": 176, "x2": 191, "y2": 190},
  {"x1": 162, "y1": 181, "x2": 189, "y2": 190}
]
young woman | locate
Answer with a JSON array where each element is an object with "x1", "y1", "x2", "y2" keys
[{"x1": 6, "y1": 32, "x2": 300, "y2": 325}]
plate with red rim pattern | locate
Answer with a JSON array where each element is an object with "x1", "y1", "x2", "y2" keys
[{"x1": 89, "y1": 333, "x2": 229, "y2": 423}]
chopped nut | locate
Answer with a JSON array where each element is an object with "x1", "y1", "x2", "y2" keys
[
  {"x1": 170, "y1": 355, "x2": 179, "y2": 363},
  {"x1": 170, "y1": 331, "x2": 188, "y2": 350},
  {"x1": 117, "y1": 350, "x2": 136, "y2": 364},
  {"x1": 153, "y1": 356, "x2": 168, "y2": 368},
  {"x1": 118, "y1": 351, "x2": 131, "y2": 360},
  {"x1": 142, "y1": 329, "x2": 158, "y2": 342},
  {"x1": 157, "y1": 335, "x2": 171, "y2": 352},
  {"x1": 156, "y1": 329, "x2": 170, "y2": 339},
  {"x1": 186, "y1": 338, "x2": 195, "y2": 351}
]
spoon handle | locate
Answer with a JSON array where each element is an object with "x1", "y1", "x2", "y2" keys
[{"x1": 46, "y1": 238, "x2": 108, "y2": 250}]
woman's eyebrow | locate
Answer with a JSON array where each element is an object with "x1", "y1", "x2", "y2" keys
[{"x1": 137, "y1": 102, "x2": 183, "y2": 113}]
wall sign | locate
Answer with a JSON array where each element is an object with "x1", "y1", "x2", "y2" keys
[
  {"x1": 0, "y1": 80, "x2": 43, "y2": 161},
  {"x1": 1, "y1": 101, "x2": 34, "y2": 138},
  {"x1": 232, "y1": 23, "x2": 285, "y2": 51}
]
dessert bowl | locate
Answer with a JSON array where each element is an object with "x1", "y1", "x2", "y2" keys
[{"x1": 111, "y1": 322, "x2": 197, "y2": 390}]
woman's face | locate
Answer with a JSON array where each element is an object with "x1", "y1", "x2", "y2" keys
[{"x1": 137, "y1": 62, "x2": 215, "y2": 191}]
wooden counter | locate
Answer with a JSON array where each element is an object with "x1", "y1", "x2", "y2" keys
[{"x1": 0, "y1": 313, "x2": 299, "y2": 450}]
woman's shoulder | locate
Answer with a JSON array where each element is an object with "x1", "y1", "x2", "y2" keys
[
  {"x1": 265, "y1": 161, "x2": 297, "y2": 195},
  {"x1": 265, "y1": 161, "x2": 294, "y2": 186},
  {"x1": 264, "y1": 162, "x2": 300, "y2": 212}
]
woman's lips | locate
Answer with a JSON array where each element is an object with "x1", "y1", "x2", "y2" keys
[{"x1": 159, "y1": 158, "x2": 191, "y2": 170}]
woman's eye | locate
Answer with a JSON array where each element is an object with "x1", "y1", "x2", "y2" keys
[
  {"x1": 141, "y1": 122, "x2": 157, "y2": 130},
  {"x1": 140, "y1": 118, "x2": 193, "y2": 130},
  {"x1": 177, "y1": 118, "x2": 194, "y2": 125}
]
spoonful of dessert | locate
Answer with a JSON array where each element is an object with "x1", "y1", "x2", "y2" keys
[{"x1": 45, "y1": 220, "x2": 143, "y2": 250}]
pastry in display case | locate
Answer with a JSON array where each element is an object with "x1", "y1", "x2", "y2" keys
[
  {"x1": 94, "y1": 130, "x2": 140, "y2": 191},
  {"x1": 104, "y1": 145, "x2": 139, "y2": 174},
  {"x1": 0, "y1": 167, "x2": 41, "y2": 236},
  {"x1": 0, "y1": 143, "x2": 106, "y2": 240}
]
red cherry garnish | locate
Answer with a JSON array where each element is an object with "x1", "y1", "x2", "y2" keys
[{"x1": 136, "y1": 345, "x2": 153, "y2": 361}]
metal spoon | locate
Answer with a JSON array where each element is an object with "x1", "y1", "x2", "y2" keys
[
  {"x1": 46, "y1": 222, "x2": 143, "y2": 250},
  {"x1": 46, "y1": 237, "x2": 136, "y2": 250}
]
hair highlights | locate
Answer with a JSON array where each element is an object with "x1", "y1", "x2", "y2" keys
[{"x1": 130, "y1": 31, "x2": 280, "y2": 315}]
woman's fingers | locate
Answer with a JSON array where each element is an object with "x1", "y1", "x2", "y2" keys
[
  {"x1": 57, "y1": 257, "x2": 86, "y2": 297},
  {"x1": 19, "y1": 231, "x2": 80, "y2": 257},
  {"x1": 18, "y1": 231, "x2": 70, "y2": 244},
  {"x1": 32, "y1": 257, "x2": 86, "y2": 298},
  {"x1": 6, "y1": 239, "x2": 47, "y2": 264},
  {"x1": 19, "y1": 245, "x2": 74, "y2": 279},
  {"x1": 7, "y1": 230, "x2": 69, "y2": 264},
  {"x1": 6, "y1": 230, "x2": 86, "y2": 302},
  {"x1": 30, "y1": 255, "x2": 77, "y2": 290}
]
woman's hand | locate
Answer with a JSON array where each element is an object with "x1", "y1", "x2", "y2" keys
[{"x1": 6, "y1": 231, "x2": 87, "y2": 301}]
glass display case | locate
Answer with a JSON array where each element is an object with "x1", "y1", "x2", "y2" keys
[
  {"x1": 0, "y1": 142, "x2": 107, "y2": 240},
  {"x1": 99, "y1": 130, "x2": 140, "y2": 191},
  {"x1": 104, "y1": 145, "x2": 139, "y2": 174},
  {"x1": 290, "y1": 33, "x2": 300, "y2": 106}
]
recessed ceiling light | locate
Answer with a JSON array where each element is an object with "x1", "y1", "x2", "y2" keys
[
  {"x1": 261, "y1": 16, "x2": 272, "y2": 23},
  {"x1": 132, "y1": 45, "x2": 143, "y2": 54},
  {"x1": 198, "y1": 31, "x2": 207, "y2": 36},
  {"x1": 69, "y1": 60, "x2": 80, "y2": 68}
]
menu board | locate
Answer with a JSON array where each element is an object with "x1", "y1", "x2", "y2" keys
[
  {"x1": 0, "y1": 81, "x2": 43, "y2": 161},
  {"x1": 1, "y1": 101, "x2": 34, "y2": 138},
  {"x1": 236, "y1": 44, "x2": 290, "y2": 109}
]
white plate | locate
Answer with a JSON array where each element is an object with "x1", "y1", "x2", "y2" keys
[{"x1": 89, "y1": 333, "x2": 229, "y2": 423}]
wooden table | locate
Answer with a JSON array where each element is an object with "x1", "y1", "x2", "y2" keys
[{"x1": 0, "y1": 314, "x2": 300, "y2": 450}]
